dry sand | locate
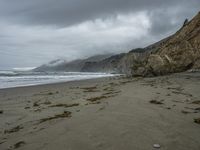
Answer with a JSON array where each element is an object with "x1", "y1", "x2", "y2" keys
[{"x1": 0, "y1": 72, "x2": 200, "y2": 150}]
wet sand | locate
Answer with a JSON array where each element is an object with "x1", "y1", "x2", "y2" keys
[{"x1": 0, "y1": 73, "x2": 200, "y2": 150}]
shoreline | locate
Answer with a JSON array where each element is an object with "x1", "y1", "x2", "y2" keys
[
  {"x1": 0, "y1": 72, "x2": 200, "y2": 150},
  {"x1": 0, "y1": 71, "x2": 119, "y2": 90},
  {"x1": 0, "y1": 75, "x2": 121, "y2": 91}
]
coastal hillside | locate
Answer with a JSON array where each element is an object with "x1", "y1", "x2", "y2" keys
[
  {"x1": 34, "y1": 12, "x2": 200, "y2": 76},
  {"x1": 34, "y1": 54, "x2": 113, "y2": 72},
  {"x1": 81, "y1": 36, "x2": 172, "y2": 74},
  {"x1": 82, "y1": 12, "x2": 200, "y2": 76},
  {"x1": 132, "y1": 12, "x2": 200, "y2": 76}
]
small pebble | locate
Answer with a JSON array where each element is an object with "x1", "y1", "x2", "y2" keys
[
  {"x1": 0, "y1": 110, "x2": 3, "y2": 114},
  {"x1": 153, "y1": 144, "x2": 161, "y2": 148}
]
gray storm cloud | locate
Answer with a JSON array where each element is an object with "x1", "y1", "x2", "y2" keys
[{"x1": 0, "y1": 0, "x2": 199, "y2": 69}]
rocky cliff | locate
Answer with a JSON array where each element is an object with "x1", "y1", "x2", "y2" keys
[{"x1": 132, "y1": 11, "x2": 200, "y2": 76}]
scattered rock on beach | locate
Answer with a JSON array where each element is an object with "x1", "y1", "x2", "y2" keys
[
  {"x1": 0, "y1": 110, "x2": 3, "y2": 114},
  {"x1": 153, "y1": 144, "x2": 161, "y2": 148}
]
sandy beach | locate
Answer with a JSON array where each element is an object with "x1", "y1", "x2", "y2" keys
[{"x1": 0, "y1": 72, "x2": 200, "y2": 150}]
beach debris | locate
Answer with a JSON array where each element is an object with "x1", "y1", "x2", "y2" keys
[
  {"x1": 185, "y1": 107, "x2": 200, "y2": 111},
  {"x1": 0, "y1": 110, "x2": 3, "y2": 114},
  {"x1": 99, "y1": 106, "x2": 106, "y2": 111},
  {"x1": 49, "y1": 103, "x2": 79, "y2": 108},
  {"x1": 39, "y1": 111, "x2": 71, "y2": 123},
  {"x1": 4, "y1": 125, "x2": 23, "y2": 134},
  {"x1": 172, "y1": 100, "x2": 184, "y2": 103},
  {"x1": 171, "y1": 91, "x2": 193, "y2": 97},
  {"x1": 109, "y1": 82, "x2": 119, "y2": 86},
  {"x1": 24, "y1": 106, "x2": 30, "y2": 109},
  {"x1": 90, "y1": 101, "x2": 101, "y2": 104},
  {"x1": 167, "y1": 87, "x2": 183, "y2": 91},
  {"x1": 87, "y1": 96, "x2": 107, "y2": 102},
  {"x1": 166, "y1": 93, "x2": 171, "y2": 96},
  {"x1": 153, "y1": 144, "x2": 161, "y2": 148},
  {"x1": 166, "y1": 107, "x2": 171, "y2": 110},
  {"x1": 13, "y1": 141, "x2": 26, "y2": 149},
  {"x1": 194, "y1": 118, "x2": 200, "y2": 124},
  {"x1": 103, "y1": 90, "x2": 121, "y2": 96},
  {"x1": 33, "y1": 102, "x2": 39, "y2": 107},
  {"x1": 194, "y1": 107, "x2": 200, "y2": 111},
  {"x1": 0, "y1": 140, "x2": 6, "y2": 145},
  {"x1": 103, "y1": 87, "x2": 115, "y2": 92},
  {"x1": 119, "y1": 80, "x2": 132, "y2": 84},
  {"x1": 181, "y1": 110, "x2": 190, "y2": 114},
  {"x1": 43, "y1": 101, "x2": 52, "y2": 105},
  {"x1": 102, "y1": 91, "x2": 114, "y2": 95},
  {"x1": 34, "y1": 91, "x2": 58, "y2": 96},
  {"x1": 191, "y1": 100, "x2": 200, "y2": 104},
  {"x1": 69, "y1": 86, "x2": 80, "y2": 89},
  {"x1": 149, "y1": 100, "x2": 163, "y2": 105},
  {"x1": 34, "y1": 108, "x2": 42, "y2": 112},
  {"x1": 48, "y1": 92, "x2": 54, "y2": 95},
  {"x1": 81, "y1": 86, "x2": 99, "y2": 92}
]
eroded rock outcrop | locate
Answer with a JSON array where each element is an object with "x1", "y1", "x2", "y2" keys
[{"x1": 133, "y1": 11, "x2": 200, "y2": 76}]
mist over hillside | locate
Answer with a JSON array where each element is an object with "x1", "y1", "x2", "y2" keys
[{"x1": 34, "y1": 54, "x2": 114, "y2": 72}]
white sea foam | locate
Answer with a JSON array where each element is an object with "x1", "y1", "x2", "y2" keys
[{"x1": 0, "y1": 71, "x2": 116, "y2": 89}]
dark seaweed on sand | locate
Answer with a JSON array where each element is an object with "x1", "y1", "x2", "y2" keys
[
  {"x1": 149, "y1": 100, "x2": 163, "y2": 105},
  {"x1": 4, "y1": 125, "x2": 23, "y2": 134},
  {"x1": 39, "y1": 111, "x2": 71, "y2": 123},
  {"x1": 49, "y1": 103, "x2": 79, "y2": 108}
]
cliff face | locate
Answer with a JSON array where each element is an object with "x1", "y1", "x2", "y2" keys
[{"x1": 132, "y1": 12, "x2": 200, "y2": 76}]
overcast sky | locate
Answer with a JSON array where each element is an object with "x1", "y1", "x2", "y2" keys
[{"x1": 0, "y1": 0, "x2": 199, "y2": 69}]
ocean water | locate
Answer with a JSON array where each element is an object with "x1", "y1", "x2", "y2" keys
[{"x1": 0, "y1": 70, "x2": 116, "y2": 89}]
